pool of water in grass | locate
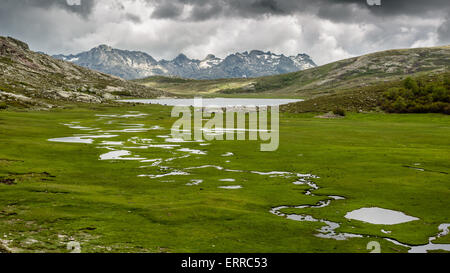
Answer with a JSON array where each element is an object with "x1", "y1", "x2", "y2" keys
[{"x1": 345, "y1": 207, "x2": 420, "y2": 225}]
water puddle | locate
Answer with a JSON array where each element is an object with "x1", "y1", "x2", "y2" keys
[
  {"x1": 202, "y1": 128, "x2": 271, "y2": 133},
  {"x1": 224, "y1": 169, "x2": 245, "y2": 173},
  {"x1": 252, "y1": 171, "x2": 293, "y2": 177},
  {"x1": 186, "y1": 179, "x2": 204, "y2": 186},
  {"x1": 49, "y1": 136, "x2": 94, "y2": 144},
  {"x1": 129, "y1": 137, "x2": 153, "y2": 145},
  {"x1": 219, "y1": 186, "x2": 242, "y2": 190},
  {"x1": 140, "y1": 162, "x2": 164, "y2": 168},
  {"x1": 329, "y1": 196, "x2": 345, "y2": 200},
  {"x1": 49, "y1": 135, "x2": 118, "y2": 144},
  {"x1": 345, "y1": 207, "x2": 420, "y2": 225},
  {"x1": 403, "y1": 165, "x2": 448, "y2": 174},
  {"x1": 165, "y1": 138, "x2": 204, "y2": 143},
  {"x1": 100, "y1": 141, "x2": 124, "y2": 146},
  {"x1": 99, "y1": 150, "x2": 145, "y2": 161},
  {"x1": 185, "y1": 165, "x2": 225, "y2": 171},
  {"x1": 148, "y1": 144, "x2": 181, "y2": 150},
  {"x1": 164, "y1": 155, "x2": 191, "y2": 162},
  {"x1": 96, "y1": 113, "x2": 148, "y2": 118},
  {"x1": 63, "y1": 123, "x2": 97, "y2": 131},
  {"x1": 138, "y1": 171, "x2": 190, "y2": 179},
  {"x1": 220, "y1": 179, "x2": 236, "y2": 182},
  {"x1": 140, "y1": 159, "x2": 163, "y2": 163},
  {"x1": 178, "y1": 148, "x2": 207, "y2": 155},
  {"x1": 121, "y1": 146, "x2": 149, "y2": 149},
  {"x1": 102, "y1": 128, "x2": 153, "y2": 133}
]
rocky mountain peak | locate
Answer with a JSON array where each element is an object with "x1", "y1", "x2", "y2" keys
[
  {"x1": 249, "y1": 50, "x2": 265, "y2": 56},
  {"x1": 53, "y1": 46, "x2": 317, "y2": 80},
  {"x1": 173, "y1": 53, "x2": 189, "y2": 62},
  {"x1": 204, "y1": 54, "x2": 217, "y2": 60},
  {"x1": 95, "y1": 44, "x2": 113, "y2": 51}
]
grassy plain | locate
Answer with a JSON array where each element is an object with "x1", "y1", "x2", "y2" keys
[{"x1": 0, "y1": 104, "x2": 449, "y2": 253}]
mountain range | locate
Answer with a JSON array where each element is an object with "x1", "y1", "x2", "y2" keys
[
  {"x1": 53, "y1": 45, "x2": 316, "y2": 80},
  {"x1": 137, "y1": 44, "x2": 450, "y2": 112}
]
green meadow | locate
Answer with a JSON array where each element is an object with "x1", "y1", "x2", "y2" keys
[{"x1": 0, "y1": 104, "x2": 449, "y2": 253}]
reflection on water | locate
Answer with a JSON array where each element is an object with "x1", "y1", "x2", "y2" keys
[{"x1": 117, "y1": 98, "x2": 303, "y2": 107}]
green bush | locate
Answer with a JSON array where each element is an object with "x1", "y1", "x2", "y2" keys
[
  {"x1": 404, "y1": 77, "x2": 419, "y2": 93},
  {"x1": 444, "y1": 75, "x2": 450, "y2": 89},
  {"x1": 381, "y1": 76, "x2": 450, "y2": 114},
  {"x1": 444, "y1": 104, "x2": 450, "y2": 115},
  {"x1": 114, "y1": 91, "x2": 134, "y2": 97},
  {"x1": 333, "y1": 108, "x2": 346, "y2": 116},
  {"x1": 0, "y1": 102, "x2": 8, "y2": 110}
]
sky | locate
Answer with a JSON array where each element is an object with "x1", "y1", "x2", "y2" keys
[{"x1": 0, "y1": 0, "x2": 449, "y2": 65}]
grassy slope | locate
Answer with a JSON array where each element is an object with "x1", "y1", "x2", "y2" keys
[
  {"x1": 0, "y1": 105, "x2": 448, "y2": 253},
  {"x1": 134, "y1": 45, "x2": 450, "y2": 100},
  {"x1": 282, "y1": 72, "x2": 450, "y2": 113}
]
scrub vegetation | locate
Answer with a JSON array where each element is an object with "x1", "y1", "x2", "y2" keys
[{"x1": 381, "y1": 75, "x2": 450, "y2": 114}]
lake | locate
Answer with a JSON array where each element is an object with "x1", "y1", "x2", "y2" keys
[{"x1": 117, "y1": 98, "x2": 303, "y2": 107}]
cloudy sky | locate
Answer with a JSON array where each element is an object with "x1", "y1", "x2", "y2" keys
[{"x1": 0, "y1": 0, "x2": 449, "y2": 65}]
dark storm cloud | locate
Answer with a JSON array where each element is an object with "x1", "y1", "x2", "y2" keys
[
  {"x1": 0, "y1": 0, "x2": 448, "y2": 65},
  {"x1": 149, "y1": 0, "x2": 449, "y2": 21},
  {"x1": 0, "y1": 0, "x2": 96, "y2": 17},
  {"x1": 438, "y1": 17, "x2": 450, "y2": 43},
  {"x1": 147, "y1": 0, "x2": 450, "y2": 47},
  {"x1": 151, "y1": 1, "x2": 184, "y2": 19},
  {"x1": 0, "y1": 0, "x2": 98, "y2": 55},
  {"x1": 125, "y1": 13, "x2": 142, "y2": 23}
]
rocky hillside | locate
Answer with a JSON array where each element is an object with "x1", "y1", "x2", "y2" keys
[
  {"x1": 0, "y1": 37, "x2": 165, "y2": 108},
  {"x1": 246, "y1": 45, "x2": 450, "y2": 97},
  {"x1": 54, "y1": 46, "x2": 316, "y2": 80}
]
